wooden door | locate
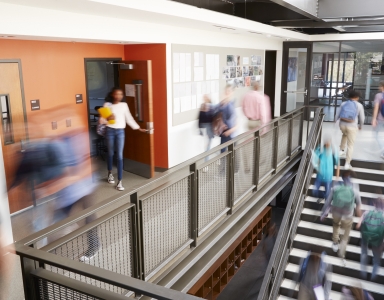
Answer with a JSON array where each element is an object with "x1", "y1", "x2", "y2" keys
[
  {"x1": 0, "y1": 62, "x2": 32, "y2": 213},
  {"x1": 119, "y1": 60, "x2": 155, "y2": 178}
]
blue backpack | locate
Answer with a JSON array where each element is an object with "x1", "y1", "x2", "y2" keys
[
  {"x1": 340, "y1": 100, "x2": 358, "y2": 123},
  {"x1": 380, "y1": 93, "x2": 384, "y2": 117}
]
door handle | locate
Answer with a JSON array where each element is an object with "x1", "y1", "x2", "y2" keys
[
  {"x1": 284, "y1": 90, "x2": 308, "y2": 96},
  {"x1": 146, "y1": 122, "x2": 154, "y2": 135}
]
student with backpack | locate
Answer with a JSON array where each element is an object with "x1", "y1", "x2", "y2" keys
[
  {"x1": 356, "y1": 197, "x2": 384, "y2": 281},
  {"x1": 371, "y1": 81, "x2": 384, "y2": 159},
  {"x1": 198, "y1": 95, "x2": 215, "y2": 161},
  {"x1": 297, "y1": 251, "x2": 332, "y2": 300},
  {"x1": 321, "y1": 171, "x2": 362, "y2": 264},
  {"x1": 336, "y1": 90, "x2": 365, "y2": 169},
  {"x1": 312, "y1": 138, "x2": 340, "y2": 203}
]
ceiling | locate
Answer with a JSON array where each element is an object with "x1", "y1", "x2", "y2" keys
[{"x1": 171, "y1": 0, "x2": 384, "y2": 35}]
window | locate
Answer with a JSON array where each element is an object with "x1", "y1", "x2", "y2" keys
[{"x1": 0, "y1": 94, "x2": 14, "y2": 144}]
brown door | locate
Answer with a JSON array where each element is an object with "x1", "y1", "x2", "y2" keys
[
  {"x1": 0, "y1": 61, "x2": 32, "y2": 213},
  {"x1": 119, "y1": 60, "x2": 154, "y2": 178}
]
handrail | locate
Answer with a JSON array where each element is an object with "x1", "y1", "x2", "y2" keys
[
  {"x1": 257, "y1": 107, "x2": 324, "y2": 300},
  {"x1": 16, "y1": 106, "x2": 306, "y2": 247}
]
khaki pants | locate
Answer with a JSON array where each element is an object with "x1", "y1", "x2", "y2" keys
[
  {"x1": 332, "y1": 213, "x2": 353, "y2": 258},
  {"x1": 340, "y1": 125, "x2": 358, "y2": 163},
  {"x1": 248, "y1": 119, "x2": 261, "y2": 130}
]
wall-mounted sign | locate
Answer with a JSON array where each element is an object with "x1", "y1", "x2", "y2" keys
[
  {"x1": 125, "y1": 84, "x2": 136, "y2": 97},
  {"x1": 31, "y1": 99, "x2": 40, "y2": 111},
  {"x1": 76, "y1": 94, "x2": 83, "y2": 104}
]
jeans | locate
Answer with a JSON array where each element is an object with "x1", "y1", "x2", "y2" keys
[
  {"x1": 374, "y1": 121, "x2": 384, "y2": 154},
  {"x1": 313, "y1": 176, "x2": 332, "y2": 200},
  {"x1": 220, "y1": 134, "x2": 232, "y2": 153},
  {"x1": 361, "y1": 239, "x2": 382, "y2": 281},
  {"x1": 106, "y1": 127, "x2": 125, "y2": 181}
]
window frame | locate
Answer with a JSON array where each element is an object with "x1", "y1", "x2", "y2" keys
[{"x1": 0, "y1": 93, "x2": 14, "y2": 145}]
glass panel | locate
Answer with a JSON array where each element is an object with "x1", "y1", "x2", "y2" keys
[
  {"x1": 0, "y1": 95, "x2": 13, "y2": 144},
  {"x1": 286, "y1": 48, "x2": 307, "y2": 112},
  {"x1": 341, "y1": 40, "x2": 384, "y2": 125},
  {"x1": 310, "y1": 42, "x2": 341, "y2": 121}
]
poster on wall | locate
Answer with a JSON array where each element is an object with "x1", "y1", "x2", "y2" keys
[
  {"x1": 251, "y1": 55, "x2": 262, "y2": 66},
  {"x1": 222, "y1": 67, "x2": 230, "y2": 79},
  {"x1": 245, "y1": 76, "x2": 251, "y2": 87},
  {"x1": 229, "y1": 67, "x2": 236, "y2": 78},
  {"x1": 243, "y1": 66, "x2": 249, "y2": 76},
  {"x1": 236, "y1": 66, "x2": 242, "y2": 77},
  {"x1": 243, "y1": 57, "x2": 249, "y2": 65},
  {"x1": 235, "y1": 55, "x2": 241, "y2": 66},
  {"x1": 227, "y1": 55, "x2": 235, "y2": 66},
  {"x1": 288, "y1": 57, "x2": 297, "y2": 82}
]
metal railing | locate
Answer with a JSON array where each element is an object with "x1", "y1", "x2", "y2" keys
[
  {"x1": 257, "y1": 107, "x2": 324, "y2": 300},
  {"x1": 13, "y1": 106, "x2": 308, "y2": 300}
]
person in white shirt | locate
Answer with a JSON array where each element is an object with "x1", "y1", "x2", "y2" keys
[{"x1": 101, "y1": 88, "x2": 146, "y2": 191}]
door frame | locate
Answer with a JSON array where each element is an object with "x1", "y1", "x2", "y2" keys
[
  {"x1": 83, "y1": 57, "x2": 122, "y2": 156},
  {"x1": 0, "y1": 59, "x2": 29, "y2": 141},
  {"x1": 280, "y1": 42, "x2": 313, "y2": 116}
]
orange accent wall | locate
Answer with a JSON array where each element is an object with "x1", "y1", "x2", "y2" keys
[
  {"x1": 124, "y1": 44, "x2": 168, "y2": 169},
  {"x1": 0, "y1": 39, "x2": 124, "y2": 173}
]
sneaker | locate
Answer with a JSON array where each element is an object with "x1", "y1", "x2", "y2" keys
[
  {"x1": 116, "y1": 180, "x2": 125, "y2": 191},
  {"x1": 344, "y1": 162, "x2": 352, "y2": 169},
  {"x1": 332, "y1": 242, "x2": 339, "y2": 252},
  {"x1": 341, "y1": 258, "x2": 347, "y2": 267},
  {"x1": 79, "y1": 251, "x2": 96, "y2": 262},
  {"x1": 339, "y1": 150, "x2": 346, "y2": 157},
  {"x1": 107, "y1": 173, "x2": 115, "y2": 184}
]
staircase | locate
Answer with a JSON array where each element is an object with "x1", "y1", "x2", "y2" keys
[{"x1": 278, "y1": 160, "x2": 384, "y2": 300}]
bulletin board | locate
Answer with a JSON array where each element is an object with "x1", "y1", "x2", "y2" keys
[{"x1": 172, "y1": 44, "x2": 265, "y2": 126}]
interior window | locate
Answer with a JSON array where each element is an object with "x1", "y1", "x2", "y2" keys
[{"x1": 0, "y1": 94, "x2": 14, "y2": 144}]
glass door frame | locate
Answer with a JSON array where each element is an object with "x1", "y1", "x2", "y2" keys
[{"x1": 281, "y1": 42, "x2": 313, "y2": 118}]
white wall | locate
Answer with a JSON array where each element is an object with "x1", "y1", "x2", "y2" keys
[{"x1": 0, "y1": 137, "x2": 13, "y2": 245}]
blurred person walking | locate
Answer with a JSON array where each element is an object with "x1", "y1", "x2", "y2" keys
[
  {"x1": 297, "y1": 251, "x2": 332, "y2": 300},
  {"x1": 100, "y1": 88, "x2": 147, "y2": 191},
  {"x1": 336, "y1": 90, "x2": 365, "y2": 169},
  {"x1": 321, "y1": 170, "x2": 362, "y2": 265},
  {"x1": 342, "y1": 286, "x2": 374, "y2": 300},
  {"x1": 371, "y1": 81, "x2": 384, "y2": 159},
  {"x1": 312, "y1": 138, "x2": 340, "y2": 204},
  {"x1": 198, "y1": 95, "x2": 215, "y2": 161},
  {"x1": 356, "y1": 197, "x2": 384, "y2": 281},
  {"x1": 242, "y1": 82, "x2": 271, "y2": 132}
]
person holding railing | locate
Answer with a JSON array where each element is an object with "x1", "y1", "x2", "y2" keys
[{"x1": 371, "y1": 81, "x2": 384, "y2": 159}]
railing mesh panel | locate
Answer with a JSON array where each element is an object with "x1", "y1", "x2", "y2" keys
[
  {"x1": 47, "y1": 208, "x2": 133, "y2": 294},
  {"x1": 234, "y1": 139, "x2": 255, "y2": 204},
  {"x1": 142, "y1": 176, "x2": 191, "y2": 277},
  {"x1": 258, "y1": 129, "x2": 275, "y2": 182},
  {"x1": 291, "y1": 114, "x2": 302, "y2": 153},
  {"x1": 277, "y1": 121, "x2": 290, "y2": 165},
  {"x1": 198, "y1": 155, "x2": 229, "y2": 235},
  {"x1": 36, "y1": 277, "x2": 101, "y2": 300}
]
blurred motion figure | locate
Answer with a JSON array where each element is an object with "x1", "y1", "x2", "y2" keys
[
  {"x1": 371, "y1": 81, "x2": 384, "y2": 159},
  {"x1": 198, "y1": 94, "x2": 215, "y2": 160}
]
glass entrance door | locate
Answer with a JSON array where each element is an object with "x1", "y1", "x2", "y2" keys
[{"x1": 281, "y1": 43, "x2": 312, "y2": 115}]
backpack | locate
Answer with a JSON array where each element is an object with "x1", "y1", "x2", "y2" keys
[
  {"x1": 212, "y1": 112, "x2": 227, "y2": 136},
  {"x1": 361, "y1": 210, "x2": 384, "y2": 247},
  {"x1": 332, "y1": 184, "x2": 355, "y2": 212},
  {"x1": 380, "y1": 93, "x2": 384, "y2": 117},
  {"x1": 340, "y1": 100, "x2": 358, "y2": 123},
  {"x1": 298, "y1": 251, "x2": 327, "y2": 285}
]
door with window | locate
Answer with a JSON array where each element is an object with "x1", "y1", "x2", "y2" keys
[
  {"x1": 281, "y1": 42, "x2": 312, "y2": 116},
  {"x1": 0, "y1": 61, "x2": 32, "y2": 213},
  {"x1": 118, "y1": 60, "x2": 155, "y2": 178}
]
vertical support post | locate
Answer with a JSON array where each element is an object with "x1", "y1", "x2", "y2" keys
[
  {"x1": 272, "y1": 120, "x2": 279, "y2": 174},
  {"x1": 129, "y1": 201, "x2": 140, "y2": 280},
  {"x1": 189, "y1": 163, "x2": 198, "y2": 247},
  {"x1": 130, "y1": 193, "x2": 145, "y2": 281},
  {"x1": 227, "y1": 143, "x2": 235, "y2": 214},
  {"x1": 20, "y1": 248, "x2": 37, "y2": 300},
  {"x1": 288, "y1": 113, "x2": 293, "y2": 160},
  {"x1": 253, "y1": 130, "x2": 260, "y2": 192}
]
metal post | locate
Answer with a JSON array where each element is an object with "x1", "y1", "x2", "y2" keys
[
  {"x1": 189, "y1": 163, "x2": 198, "y2": 247},
  {"x1": 272, "y1": 121, "x2": 279, "y2": 174},
  {"x1": 253, "y1": 130, "x2": 260, "y2": 192},
  {"x1": 129, "y1": 202, "x2": 140, "y2": 280},
  {"x1": 130, "y1": 193, "x2": 145, "y2": 281},
  {"x1": 20, "y1": 249, "x2": 37, "y2": 300},
  {"x1": 227, "y1": 143, "x2": 235, "y2": 214},
  {"x1": 288, "y1": 113, "x2": 293, "y2": 159}
]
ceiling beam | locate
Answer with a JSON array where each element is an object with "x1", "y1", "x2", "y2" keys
[
  {"x1": 272, "y1": 19, "x2": 384, "y2": 28},
  {"x1": 267, "y1": 0, "x2": 323, "y2": 21}
]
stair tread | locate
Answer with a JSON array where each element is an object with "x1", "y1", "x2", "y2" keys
[
  {"x1": 305, "y1": 193, "x2": 381, "y2": 205},
  {"x1": 298, "y1": 220, "x2": 361, "y2": 239},
  {"x1": 286, "y1": 263, "x2": 384, "y2": 295},
  {"x1": 311, "y1": 174, "x2": 384, "y2": 187},
  {"x1": 294, "y1": 234, "x2": 384, "y2": 258},
  {"x1": 280, "y1": 278, "x2": 342, "y2": 300},
  {"x1": 290, "y1": 248, "x2": 384, "y2": 276},
  {"x1": 301, "y1": 208, "x2": 361, "y2": 223},
  {"x1": 344, "y1": 166, "x2": 384, "y2": 175}
]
